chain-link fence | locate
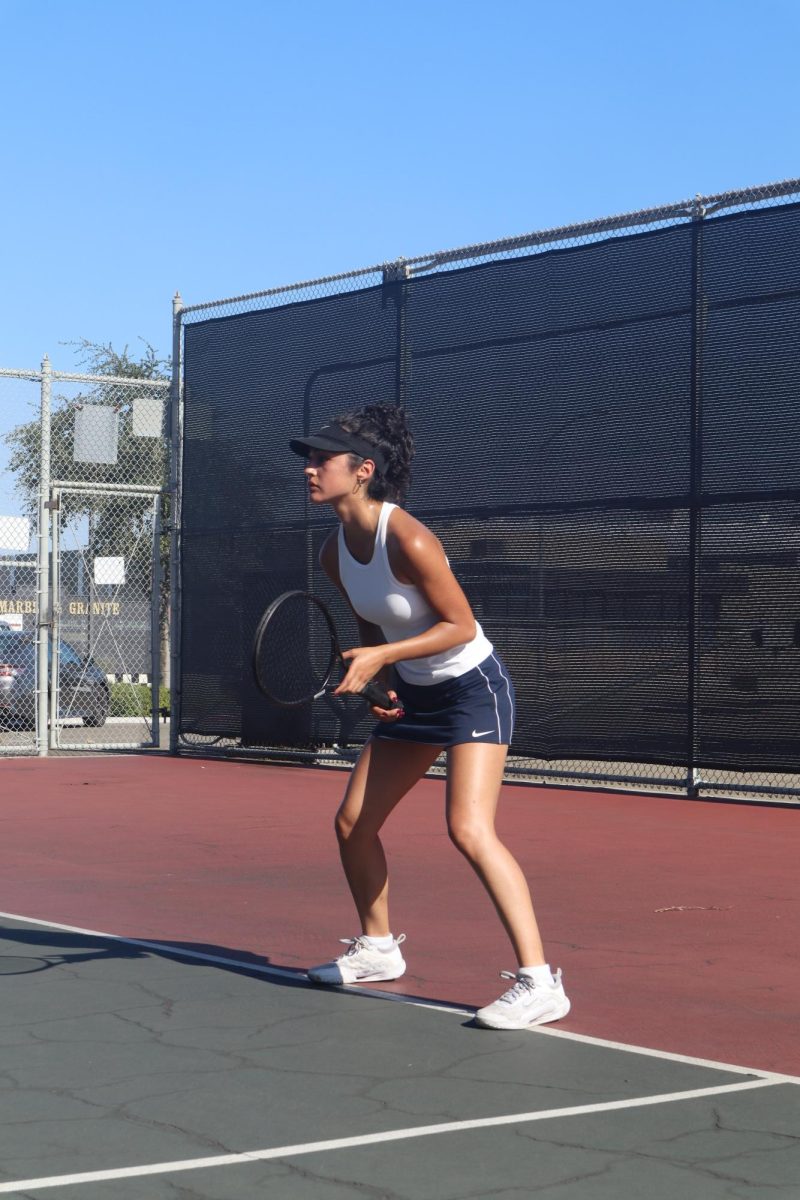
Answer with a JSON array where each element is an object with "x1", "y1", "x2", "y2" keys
[
  {"x1": 172, "y1": 179, "x2": 800, "y2": 806},
  {"x1": 0, "y1": 362, "x2": 171, "y2": 754}
]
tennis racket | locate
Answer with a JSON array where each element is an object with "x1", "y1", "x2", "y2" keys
[{"x1": 252, "y1": 590, "x2": 394, "y2": 709}]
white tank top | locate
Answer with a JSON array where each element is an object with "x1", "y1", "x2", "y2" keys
[{"x1": 337, "y1": 502, "x2": 493, "y2": 685}]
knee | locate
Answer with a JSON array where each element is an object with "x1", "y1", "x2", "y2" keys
[
  {"x1": 335, "y1": 808, "x2": 375, "y2": 849},
  {"x1": 447, "y1": 818, "x2": 488, "y2": 862},
  {"x1": 334, "y1": 808, "x2": 354, "y2": 847}
]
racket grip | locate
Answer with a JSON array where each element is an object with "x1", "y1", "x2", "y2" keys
[{"x1": 361, "y1": 679, "x2": 395, "y2": 709}]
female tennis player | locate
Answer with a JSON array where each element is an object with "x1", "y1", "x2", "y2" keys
[{"x1": 289, "y1": 402, "x2": 569, "y2": 1029}]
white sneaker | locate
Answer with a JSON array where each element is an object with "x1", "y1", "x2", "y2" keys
[
  {"x1": 474, "y1": 969, "x2": 570, "y2": 1030},
  {"x1": 307, "y1": 934, "x2": 407, "y2": 985}
]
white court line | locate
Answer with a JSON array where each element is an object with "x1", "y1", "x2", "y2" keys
[
  {"x1": 529, "y1": 1024, "x2": 800, "y2": 1086},
  {"x1": 2, "y1": 910, "x2": 798, "y2": 1083},
  {"x1": 0, "y1": 1079, "x2": 781, "y2": 1194}
]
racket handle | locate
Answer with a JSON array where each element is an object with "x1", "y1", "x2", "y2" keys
[{"x1": 361, "y1": 679, "x2": 395, "y2": 709}]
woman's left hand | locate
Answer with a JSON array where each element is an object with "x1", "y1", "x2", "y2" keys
[
  {"x1": 333, "y1": 645, "x2": 391, "y2": 698},
  {"x1": 370, "y1": 689, "x2": 404, "y2": 721}
]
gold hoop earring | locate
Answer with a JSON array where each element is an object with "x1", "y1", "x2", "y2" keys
[{"x1": 352, "y1": 478, "x2": 365, "y2": 495}]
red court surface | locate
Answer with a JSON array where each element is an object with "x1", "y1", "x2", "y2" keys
[{"x1": 2, "y1": 754, "x2": 797, "y2": 1077}]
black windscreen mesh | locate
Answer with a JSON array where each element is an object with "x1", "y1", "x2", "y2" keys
[
  {"x1": 180, "y1": 203, "x2": 800, "y2": 773},
  {"x1": 696, "y1": 203, "x2": 800, "y2": 770},
  {"x1": 180, "y1": 288, "x2": 398, "y2": 748}
]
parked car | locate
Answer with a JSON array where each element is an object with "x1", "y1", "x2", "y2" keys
[{"x1": 0, "y1": 630, "x2": 110, "y2": 729}]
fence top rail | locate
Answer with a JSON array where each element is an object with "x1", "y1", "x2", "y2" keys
[
  {"x1": 0, "y1": 368, "x2": 42, "y2": 381},
  {"x1": 403, "y1": 177, "x2": 800, "y2": 272},
  {"x1": 179, "y1": 263, "x2": 387, "y2": 316},
  {"x1": 51, "y1": 372, "x2": 170, "y2": 388},
  {"x1": 179, "y1": 176, "x2": 800, "y2": 318},
  {"x1": 0, "y1": 368, "x2": 170, "y2": 388}
]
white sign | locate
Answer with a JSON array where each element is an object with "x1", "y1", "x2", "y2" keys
[
  {"x1": 94, "y1": 556, "x2": 126, "y2": 586},
  {"x1": 0, "y1": 516, "x2": 31, "y2": 552},
  {"x1": 132, "y1": 395, "x2": 164, "y2": 437},
  {"x1": 0, "y1": 611, "x2": 25, "y2": 631},
  {"x1": 74, "y1": 405, "x2": 119, "y2": 465}
]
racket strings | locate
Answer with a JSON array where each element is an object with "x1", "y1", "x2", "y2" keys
[{"x1": 255, "y1": 594, "x2": 336, "y2": 704}]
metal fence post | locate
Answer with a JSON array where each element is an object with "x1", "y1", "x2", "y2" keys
[
  {"x1": 48, "y1": 488, "x2": 61, "y2": 748},
  {"x1": 36, "y1": 356, "x2": 52, "y2": 756},
  {"x1": 169, "y1": 292, "x2": 184, "y2": 753},
  {"x1": 150, "y1": 493, "x2": 162, "y2": 747},
  {"x1": 686, "y1": 200, "x2": 706, "y2": 799},
  {"x1": 383, "y1": 260, "x2": 411, "y2": 408}
]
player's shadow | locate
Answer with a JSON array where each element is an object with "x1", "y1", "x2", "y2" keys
[
  {"x1": 0, "y1": 925, "x2": 309, "y2": 987},
  {"x1": 0, "y1": 925, "x2": 474, "y2": 1017}
]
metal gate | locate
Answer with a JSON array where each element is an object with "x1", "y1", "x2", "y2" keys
[
  {"x1": 50, "y1": 486, "x2": 164, "y2": 750},
  {"x1": 0, "y1": 361, "x2": 171, "y2": 755},
  {"x1": 45, "y1": 366, "x2": 171, "y2": 752}
]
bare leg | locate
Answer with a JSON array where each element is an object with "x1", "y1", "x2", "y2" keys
[
  {"x1": 446, "y1": 742, "x2": 545, "y2": 966},
  {"x1": 336, "y1": 738, "x2": 443, "y2": 936}
]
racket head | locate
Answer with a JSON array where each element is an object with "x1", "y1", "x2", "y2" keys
[{"x1": 252, "y1": 590, "x2": 338, "y2": 706}]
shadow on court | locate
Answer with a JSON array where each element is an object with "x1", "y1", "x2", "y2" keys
[
  {"x1": 0, "y1": 926, "x2": 290, "y2": 979},
  {"x1": 0, "y1": 923, "x2": 476, "y2": 1016}
]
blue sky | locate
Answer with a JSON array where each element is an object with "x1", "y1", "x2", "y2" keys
[{"x1": 1, "y1": 0, "x2": 798, "y2": 514}]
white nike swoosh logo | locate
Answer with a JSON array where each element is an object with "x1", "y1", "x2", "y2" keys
[{"x1": 472, "y1": 729, "x2": 494, "y2": 738}]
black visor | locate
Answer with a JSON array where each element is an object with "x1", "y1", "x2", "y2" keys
[{"x1": 289, "y1": 423, "x2": 386, "y2": 473}]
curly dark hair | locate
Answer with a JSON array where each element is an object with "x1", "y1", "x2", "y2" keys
[{"x1": 335, "y1": 401, "x2": 414, "y2": 502}]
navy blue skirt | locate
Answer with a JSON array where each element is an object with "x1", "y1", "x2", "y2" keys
[{"x1": 372, "y1": 653, "x2": 515, "y2": 748}]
